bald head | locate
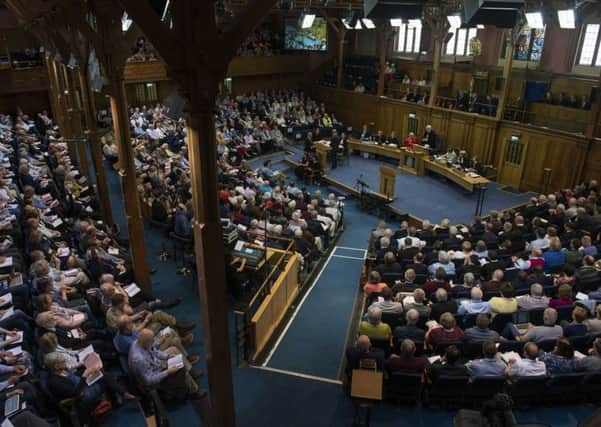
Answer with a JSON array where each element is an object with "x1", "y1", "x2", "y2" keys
[
  {"x1": 356, "y1": 335, "x2": 371, "y2": 351},
  {"x1": 137, "y1": 328, "x2": 155, "y2": 349}
]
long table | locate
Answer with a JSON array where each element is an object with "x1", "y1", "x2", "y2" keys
[{"x1": 347, "y1": 138, "x2": 490, "y2": 193}]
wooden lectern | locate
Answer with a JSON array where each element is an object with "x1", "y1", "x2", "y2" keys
[
  {"x1": 379, "y1": 165, "x2": 398, "y2": 199},
  {"x1": 399, "y1": 145, "x2": 428, "y2": 176},
  {"x1": 314, "y1": 141, "x2": 331, "y2": 172}
]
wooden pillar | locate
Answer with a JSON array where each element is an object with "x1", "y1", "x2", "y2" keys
[
  {"x1": 109, "y1": 76, "x2": 152, "y2": 296},
  {"x1": 496, "y1": 30, "x2": 514, "y2": 121},
  {"x1": 187, "y1": 98, "x2": 236, "y2": 427},
  {"x1": 585, "y1": 69, "x2": 601, "y2": 139},
  {"x1": 45, "y1": 56, "x2": 63, "y2": 130},
  {"x1": 429, "y1": 34, "x2": 443, "y2": 107},
  {"x1": 66, "y1": 66, "x2": 91, "y2": 180},
  {"x1": 50, "y1": 59, "x2": 78, "y2": 161},
  {"x1": 377, "y1": 28, "x2": 388, "y2": 97},
  {"x1": 78, "y1": 67, "x2": 114, "y2": 229},
  {"x1": 336, "y1": 30, "x2": 346, "y2": 90}
]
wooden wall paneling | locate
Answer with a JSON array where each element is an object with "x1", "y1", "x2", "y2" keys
[{"x1": 582, "y1": 139, "x2": 601, "y2": 182}]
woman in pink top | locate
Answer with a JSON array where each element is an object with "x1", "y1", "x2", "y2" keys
[{"x1": 363, "y1": 271, "x2": 388, "y2": 297}]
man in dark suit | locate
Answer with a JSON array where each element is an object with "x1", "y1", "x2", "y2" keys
[
  {"x1": 393, "y1": 309, "x2": 425, "y2": 343},
  {"x1": 330, "y1": 129, "x2": 340, "y2": 170},
  {"x1": 427, "y1": 345, "x2": 468, "y2": 382},
  {"x1": 345, "y1": 335, "x2": 385, "y2": 373},
  {"x1": 422, "y1": 124, "x2": 440, "y2": 153}
]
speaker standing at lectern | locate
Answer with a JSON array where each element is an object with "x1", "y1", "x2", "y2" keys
[{"x1": 422, "y1": 124, "x2": 441, "y2": 153}]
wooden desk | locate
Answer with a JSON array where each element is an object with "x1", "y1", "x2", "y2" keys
[
  {"x1": 348, "y1": 139, "x2": 403, "y2": 161},
  {"x1": 423, "y1": 159, "x2": 490, "y2": 192}
]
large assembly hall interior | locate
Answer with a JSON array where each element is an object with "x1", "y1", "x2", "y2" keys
[{"x1": 1, "y1": 0, "x2": 601, "y2": 426}]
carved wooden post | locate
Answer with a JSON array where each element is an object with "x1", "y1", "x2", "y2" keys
[{"x1": 496, "y1": 29, "x2": 515, "y2": 121}]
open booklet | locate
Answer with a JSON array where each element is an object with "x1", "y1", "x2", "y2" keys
[
  {"x1": 167, "y1": 354, "x2": 184, "y2": 370},
  {"x1": 78, "y1": 345, "x2": 105, "y2": 385}
]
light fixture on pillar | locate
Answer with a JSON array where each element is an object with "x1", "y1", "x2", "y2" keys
[
  {"x1": 361, "y1": 18, "x2": 376, "y2": 29},
  {"x1": 525, "y1": 11, "x2": 544, "y2": 29},
  {"x1": 121, "y1": 12, "x2": 133, "y2": 32},
  {"x1": 558, "y1": 8, "x2": 575, "y2": 29},
  {"x1": 67, "y1": 54, "x2": 78, "y2": 69}
]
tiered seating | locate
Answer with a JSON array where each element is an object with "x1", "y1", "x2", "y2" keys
[
  {"x1": 349, "y1": 189, "x2": 601, "y2": 408},
  {"x1": 0, "y1": 111, "x2": 204, "y2": 425}
]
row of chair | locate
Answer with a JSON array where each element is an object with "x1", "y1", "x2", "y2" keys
[{"x1": 385, "y1": 371, "x2": 601, "y2": 409}]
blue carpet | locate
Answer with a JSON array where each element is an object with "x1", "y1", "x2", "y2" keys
[
  {"x1": 105, "y1": 159, "x2": 595, "y2": 426},
  {"x1": 326, "y1": 154, "x2": 535, "y2": 224}
]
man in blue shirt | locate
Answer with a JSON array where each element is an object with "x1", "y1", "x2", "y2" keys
[
  {"x1": 457, "y1": 287, "x2": 491, "y2": 315},
  {"x1": 174, "y1": 204, "x2": 192, "y2": 238},
  {"x1": 465, "y1": 340, "x2": 506, "y2": 381}
]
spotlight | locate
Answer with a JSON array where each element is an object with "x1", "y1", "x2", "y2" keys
[
  {"x1": 301, "y1": 13, "x2": 316, "y2": 29},
  {"x1": 525, "y1": 11, "x2": 544, "y2": 29},
  {"x1": 558, "y1": 9, "x2": 575, "y2": 29}
]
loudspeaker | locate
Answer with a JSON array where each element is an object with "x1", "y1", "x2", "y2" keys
[
  {"x1": 463, "y1": 0, "x2": 525, "y2": 28},
  {"x1": 364, "y1": 0, "x2": 424, "y2": 20}
]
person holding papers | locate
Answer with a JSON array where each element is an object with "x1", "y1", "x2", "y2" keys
[
  {"x1": 128, "y1": 329, "x2": 205, "y2": 400},
  {"x1": 504, "y1": 342, "x2": 546, "y2": 378},
  {"x1": 45, "y1": 352, "x2": 135, "y2": 419},
  {"x1": 0, "y1": 362, "x2": 40, "y2": 415}
]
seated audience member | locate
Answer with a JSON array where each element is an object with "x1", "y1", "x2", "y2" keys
[
  {"x1": 386, "y1": 339, "x2": 429, "y2": 374},
  {"x1": 427, "y1": 345, "x2": 468, "y2": 381},
  {"x1": 369, "y1": 286, "x2": 403, "y2": 314},
  {"x1": 403, "y1": 288, "x2": 430, "y2": 318},
  {"x1": 465, "y1": 341, "x2": 506, "y2": 380},
  {"x1": 482, "y1": 269, "x2": 506, "y2": 292},
  {"x1": 554, "y1": 264, "x2": 577, "y2": 288},
  {"x1": 428, "y1": 251, "x2": 455, "y2": 276},
  {"x1": 451, "y1": 272, "x2": 477, "y2": 297},
  {"x1": 489, "y1": 283, "x2": 518, "y2": 316},
  {"x1": 540, "y1": 337, "x2": 576, "y2": 375},
  {"x1": 423, "y1": 268, "x2": 451, "y2": 299},
  {"x1": 363, "y1": 271, "x2": 387, "y2": 297},
  {"x1": 457, "y1": 287, "x2": 491, "y2": 315},
  {"x1": 562, "y1": 305, "x2": 589, "y2": 337},
  {"x1": 393, "y1": 309, "x2": 425, "y2": 342},
  {"x1": 426, "y1": 312, "x2": 464, "y2": 350},
  {"x1": 429, "y1": 288, "x2": 457, "y2": 321},
  {"x1": 517, "y1": 283, "x2": 549, "y2": 310},
  {"x1": 376, "y1": 252, "x2": 402, "y2": 276},
  {"x1": 504, "y1": 307, "x2": 563, "y2": 343},
  {"x1": 464, "y1": 314, "x2": 500, "y2": 342},
  {"x1": 504, "y1": 342, "x2": 546, "y2": 378},
  {"x1": 548, "y1": 284, "x2": 574, "y2": 309},
  {"x1": 576, "y1": 256, "x2": 601, "y2": 292},
  {"x1": 358, "y1": 307, "x2": 392, "y2": 341},
  {"x1": 128, "y1": 329, "x2": 206, "y2": 400},
  {"x1": 585, "y1": 305, "x2": 601, "y2": 334},
  {"x1": 575, "y1": 337, "x2": 601, "y2": 372},
  {"x1": 579, "y1": 235, "x2": 598, "y2": 257},
  {"x1": 392, "y1": 269, "x2": 418, "y2": 294},
  {"x1": 345, "y1": 335, "x2": 385, "y2": 372},
  {"x1": 543, "y1": 237, "x2": 566, "y2": 272},
  {"x1": 45, "y1": 352, "x2": 135, "y2": 415}
]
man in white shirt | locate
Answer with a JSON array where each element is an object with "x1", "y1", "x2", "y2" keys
[{"x1": 505, "y1": 342, "x2": 546, "y2": 378}]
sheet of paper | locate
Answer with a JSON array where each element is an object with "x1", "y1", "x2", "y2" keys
[
  {"x1": 124, "y1": 284, "x2": 141, "y2": 298},
  {"x1": 576, "y1": 292, "x2": 589, "y2": 301},
  {"x1": 0, "y1": 293, "x2": 12, "y2": 306},
  {"x1": 7, "y1": 346, "x2": 22, "y2": 356},
  {"x1": 0, "y1": 257, "x2": 13, "y2": 268},
  {"x1": 234, "y1": 241, "x2": 244, "y2": 251},
  {"x1": 428, "y1": 355, "x2": 441, "y2": 364},
  {"x1": 167, "y1": 354, "x2": 184, "y2": 370},
  {"x1": 108, "y1": 247, "x2": 120, "y2": 256},
  {"x1": 85, "y1": 370, "x2": 104, "y2": 386},
  {"x1": 71, "y1": 312, "x2": 85, "y2": 323},
  {"x1": 0, "y1": 308, "x2": 14, "y2": 321}
]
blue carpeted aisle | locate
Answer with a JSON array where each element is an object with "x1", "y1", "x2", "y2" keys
[{"x1": 326, "y1": 154, "x2": 535, "y2": 224}]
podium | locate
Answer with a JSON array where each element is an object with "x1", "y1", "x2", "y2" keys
[
  {"x1": 314, "y1": 141, "x2": 331, "y2": 172},
  {"x1": 399, "y1": 145, "x2": 428, "y2": 176},
  {"x1": 379, "y1": 165, "x2": 398, "y2": 200}
]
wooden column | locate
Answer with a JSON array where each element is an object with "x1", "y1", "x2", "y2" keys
[
  {"x1": 65, "y1": 66, "x2": 91, "y2": 180},
  {"x1": 45, "y1": 56, "x2": 63, "y2": 131},
  {"x1": 496, "y1": 30, "x2": 514, "y2": 121},
  {"x1": 336, "y1": 29, "x2": 346, "y2": 90},
  {"x1": 377, "y1": 28, "x2": 389, "y2": 97},
  {"x1": 50, "y1": 59, "x2": 78, "y2": 161},
  {"x1": 187, "y1": 99, "x2": 235, "y2": 427},
  {"x1": 429, "y1": 34, "x2": 443, "y2": 107},
  {"x1": 78, "y1": 67, "x2": 114, "y2": 228},
  {"x1": 585, "y1": 68, "x2": 601, "y2": 139},
  {"x1": 109, "y1": 75, "x2": 152, "y2": 296}
]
